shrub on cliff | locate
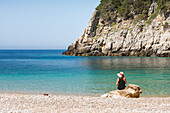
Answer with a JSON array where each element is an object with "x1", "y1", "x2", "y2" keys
[{"x1": 96, "y1": 0, "x2": 170, "y2": 24}]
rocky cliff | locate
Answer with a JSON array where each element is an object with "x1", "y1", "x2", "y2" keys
[{"x1": 63, "y1": 0, "x2": 170, "y2": 57}]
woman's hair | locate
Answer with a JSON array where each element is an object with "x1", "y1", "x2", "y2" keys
[{"x1": 121, "y1": 74, "x2": 124, "y2": 80}]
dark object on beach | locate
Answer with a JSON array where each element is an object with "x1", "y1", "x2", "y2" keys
[{"x1": 44, "y1": 94, "x2": 48, "y2": 96}]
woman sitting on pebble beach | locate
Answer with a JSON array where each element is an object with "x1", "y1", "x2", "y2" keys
[{"x1": 116, "y1": 72, "x2": 127, "y2": 90}]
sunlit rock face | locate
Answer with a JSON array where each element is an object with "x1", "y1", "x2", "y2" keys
[
  {"x1": 101, "y1": 84, "x2": 143, "y2": 98},
  {"x1": 63, "y1": 1, "x2": 170, "y2": 57}
]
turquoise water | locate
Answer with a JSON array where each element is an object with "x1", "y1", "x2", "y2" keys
[{"x1": 0, "y1": 50, "x2": 169, "y2": 96}]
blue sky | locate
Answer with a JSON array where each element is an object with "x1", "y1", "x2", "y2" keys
[{"x1": 0, "y1": 0, "x2": 100, "y2": 49}]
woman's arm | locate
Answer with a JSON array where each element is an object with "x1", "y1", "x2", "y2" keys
[
  {"x1": 124, "y1": 77, "x2": 127, "y2": 84},
  {"x1": 116, "y1": 78, "x2": 119, "y2": 86}
]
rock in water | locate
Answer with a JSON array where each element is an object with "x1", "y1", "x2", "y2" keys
[{"x1": 101, "y1": 84, "x2": 143, "y2": 98}]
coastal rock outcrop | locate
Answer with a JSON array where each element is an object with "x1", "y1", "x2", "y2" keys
[
  {"x1": 63, "y1": 1, "x2": 170, "y2": 57},
  {"x1": 101, "y1": 84, "x2": 143, "y2": 98}
]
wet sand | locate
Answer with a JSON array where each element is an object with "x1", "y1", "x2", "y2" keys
[{"x1": 0, "y1": 93, "x2": 169, "y2": 113}]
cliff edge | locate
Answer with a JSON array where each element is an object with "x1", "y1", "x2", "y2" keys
[{"x1": 63, "y1": 0, "x2": 170, "y2": 57}]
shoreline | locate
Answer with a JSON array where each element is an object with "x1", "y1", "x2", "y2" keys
[
  {"x1": 0, "y1": 91, "x2": 170, "y2": 97},
  {"x1": 1, "y1": 92, "x2": 170, "y2": 97},
  {"x1": 0, "y1": 93, "x2": 170, "y2": 112}
]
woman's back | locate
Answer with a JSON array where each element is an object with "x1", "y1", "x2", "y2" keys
[
  {"x1": 118, "y1": 78, "x2": 126, "y2": 90},
  {"x1": 116, "y1": 72, "x2": 127, "y2": 90}
]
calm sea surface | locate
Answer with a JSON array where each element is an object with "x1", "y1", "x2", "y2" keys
[{"x1": 0, "y1": 50, "x2": 169, "y2": 96}]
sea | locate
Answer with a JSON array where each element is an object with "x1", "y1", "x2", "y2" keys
[{"x1": 0, "y1": 50, "x2": 169, "y2": 96}]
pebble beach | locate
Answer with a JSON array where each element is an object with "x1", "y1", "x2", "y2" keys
[{"x1": 0, "y1": 93, "x2": 170, "y2": 113}]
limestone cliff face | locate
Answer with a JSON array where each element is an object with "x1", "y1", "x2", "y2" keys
[{"x1": 63, "y1": 2, "x2": 170, "y2": 57}]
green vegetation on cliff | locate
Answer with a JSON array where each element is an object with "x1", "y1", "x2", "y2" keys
[{"x1": 96, "y1": 0, "x2": 170, "y2": 24}]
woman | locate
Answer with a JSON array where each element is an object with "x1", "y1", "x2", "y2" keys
[{"x1": 116, "y1": 72, "x2": 127, "y2": 90}]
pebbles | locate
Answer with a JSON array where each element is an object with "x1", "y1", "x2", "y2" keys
[{"x1": 0, "y1": 93, "x2": 169, "y2": 113}]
